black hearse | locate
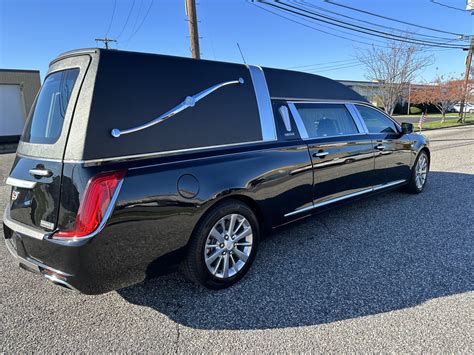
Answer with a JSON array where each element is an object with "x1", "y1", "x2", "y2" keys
[{"x1": 3, "y1": 49, "x2": 429, "y2": 294}]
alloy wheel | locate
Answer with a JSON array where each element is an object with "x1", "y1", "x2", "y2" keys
[
  {"x1": 204, "y1": 214, "x2": 253, "y2": 279},
  {"x1": 415, "y1": 154, "x2": 428, "y2": 189}
]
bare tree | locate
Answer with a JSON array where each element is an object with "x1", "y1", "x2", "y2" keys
[
  {"x1": 410, "y1": 76, "x2": 464, "y2": 122},
  {"x1": 356, "y1": 40, "x2": 434, "y2": 115}
]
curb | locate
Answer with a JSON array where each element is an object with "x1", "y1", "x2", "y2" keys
[{"x1": 0, "y1": 144, "x2": 18, "y2": 154}]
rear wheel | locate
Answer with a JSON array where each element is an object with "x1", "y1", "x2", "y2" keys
[
  {"x1": 182, "y1": 200, "x2": 260, "y2": 289},
  {"x1": 405, "y1": 151, "x2": 429, "y2": 193}
]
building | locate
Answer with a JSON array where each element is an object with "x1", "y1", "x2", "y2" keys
[{"x1": 0, "y1": 69, "x2": 41, "y2": 143}]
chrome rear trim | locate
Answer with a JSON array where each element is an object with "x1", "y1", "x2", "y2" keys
[
  {"x1": 3, "y1": 206, "x2": 47, "y2": 240},
  {"x1": 248, "y1": 65, "x2": 277, "y2": 142},
  {"x1": 6, "y1": 177, "x2": 37, "y2": 189},
  {"x1": 284, "y1": 180, "x2": 406, "y2": 217},
  {"x1": 51, "y1": 178, "x2": 124, "y2": 242}
]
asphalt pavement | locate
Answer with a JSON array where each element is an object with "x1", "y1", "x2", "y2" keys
[{"x1": 1, "y1": 126, "x2": 473, "y2": 352}]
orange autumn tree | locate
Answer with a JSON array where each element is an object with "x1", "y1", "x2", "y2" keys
[{"x1": 410, "y1": 76, "x2": 463, "y2": 122}]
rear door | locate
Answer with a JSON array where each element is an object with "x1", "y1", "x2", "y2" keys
[
  {"x1": 7, "y1": 55, "x2": 90, "y2": 231},
  {"x1": 354, "y1": 104, "x2": 412, "y2": 188},
  {"x1": 289, "y1": 102, "x2": 375, "y2": 206}
]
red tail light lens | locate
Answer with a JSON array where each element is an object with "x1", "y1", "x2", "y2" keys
[{"x1": 53, "y1": 170, "x2": 126, "y2": 239}]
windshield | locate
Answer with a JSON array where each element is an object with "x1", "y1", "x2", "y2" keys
[{"x1": 22, "y1": 68, "x2": 80, "y2": 144}]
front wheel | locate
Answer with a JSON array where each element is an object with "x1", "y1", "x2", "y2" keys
[
  {"x1": 182, "y1": 200, "x2": 260, "y2": 289},
  {"x1": 405, "y1": 151, "x2": 429, "y2": 193}
]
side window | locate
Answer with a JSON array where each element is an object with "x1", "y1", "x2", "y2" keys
[
  {"x1": 356, "y1": 105, "x2": 398, "y2": 134},
  {"x1": 273, "y1": 103, "x2": 300, "y2": 140},
  {"x1": 295, "y1": 103, "x2": 359, "y2": 139}
]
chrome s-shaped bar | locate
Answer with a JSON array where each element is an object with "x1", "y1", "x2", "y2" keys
[{"x1": 111, "y1": 77, "x2": 245, "y2": 138}]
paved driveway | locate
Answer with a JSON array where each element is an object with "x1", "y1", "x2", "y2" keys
[{"x1": 1, "y1": 126, "x2": 473, "y2": 352}]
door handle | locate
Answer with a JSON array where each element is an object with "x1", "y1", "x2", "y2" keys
[
  {"x1": 29, "y1": 169, "x2": 53, "y2": 178},
  {"x1": 313, "y1": 151, "x2": 329, "y2": 158},
  {"x1": 375, "y1": 144, "x2": 386, "y2": 151}
]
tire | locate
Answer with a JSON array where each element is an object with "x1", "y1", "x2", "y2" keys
[
  {"x1": 182, "y1": 200, "x2": 260, "y2": 289},
  {"x1": 405, "y1": 151, "x2": 429, "y2": 194}
]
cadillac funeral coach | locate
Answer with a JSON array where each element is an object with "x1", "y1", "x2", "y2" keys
[{"x1": 3, "y1": 48, "x2": 430, "y2": 294}]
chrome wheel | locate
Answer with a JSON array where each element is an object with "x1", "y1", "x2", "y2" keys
[
  {"x1": 204, "y1": 214, "x2": 253, "y2": 279},
  {"x1": 415, "y1": 154, "x2": 428, "y2": 189}
]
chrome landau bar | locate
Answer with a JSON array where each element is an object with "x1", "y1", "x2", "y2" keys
[{"x1": 111, "y1": 78, "x2": 245, "y2": 138}]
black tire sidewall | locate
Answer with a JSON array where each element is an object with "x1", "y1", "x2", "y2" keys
[{"x1": 185, "y1": 200, "x2": 260, "y2": 289}]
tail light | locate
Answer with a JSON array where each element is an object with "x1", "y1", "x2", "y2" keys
[{"x1": 53, "y1": 170, "x2": 126, "y2": 239}]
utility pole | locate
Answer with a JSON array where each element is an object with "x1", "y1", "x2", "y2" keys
[
  {"x1": 458, "y1": 37, "x2": 474, "y2": 123},
  {"x1": 185, "y1": 0, "x2": 200, "y2": 59},
  {"x1": 407, "y1": 83, "x2": 411, "y2": 115},
  {"x1": 95, "y1": 37, "x2": 117, "y2": 49}
]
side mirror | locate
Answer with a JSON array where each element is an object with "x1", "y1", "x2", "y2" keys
[{"x1": 401, "y1": 122, "x2": 413, "y2": 134}]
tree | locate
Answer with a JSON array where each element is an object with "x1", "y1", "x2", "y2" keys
[
  {"x1": 410, "y1": 76, "x2": 464, "y2": 122},
  {"x1": 356, "y1": 39, "x2": 434, "y2": 115}
]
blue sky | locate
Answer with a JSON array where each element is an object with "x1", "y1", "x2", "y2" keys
[{"x1": 0, "y1": 0, "x2": 472, "y2": 82}]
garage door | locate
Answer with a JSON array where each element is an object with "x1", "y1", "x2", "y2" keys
[{"x1": 0, "y1": 84, "x2": 26, "y2": 137}]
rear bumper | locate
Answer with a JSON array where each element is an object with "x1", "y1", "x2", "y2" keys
[
  {"x1": 2, "y1": 206, "x2": 150, "y2": 294},
  {"x1": 4, "y1": 236, "x2": 78, "y2": 291}
]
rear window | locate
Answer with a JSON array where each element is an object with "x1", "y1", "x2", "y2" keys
[{"x1": 22, "y1": 68, "x2": 79, "y2": 144}]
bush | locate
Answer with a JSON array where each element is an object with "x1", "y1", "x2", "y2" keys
[{"x1": 409, "y1": 106, "x2": 422, "y2": 114}]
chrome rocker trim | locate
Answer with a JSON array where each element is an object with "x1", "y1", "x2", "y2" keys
[
  {"x1": 111, "y1": 78, "x2": 245, "y2": 138},
  {"x1": 285, "y1": 179, "x2": 406, "y2": 217}
]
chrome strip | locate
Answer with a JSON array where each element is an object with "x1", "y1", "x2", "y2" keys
[
  {"x1": 288, "y1": 103, "x2": 309, "y2": 139},
  {"x1": 372, "y1": 179, "x2": 406, "y2": 191},
  {"x1": 345, "y1": 103, "x2": 368, "y2": 134},
  {"x1": 3, "y1": 206, "x2": 48, "y2": 240},
  {"x1": 111, "y1": 78, "x2": 245, "y2": 138},
  {"x1": 6, "y1": 177, "x2": 37, "y2": 189},
  {"x1": 248, "y1": 65, "x2": 277, "y2": 141},
  {"x1": 65, "y1": 140, "x2": 270, "y2": 166},
  {"x1": 284, "y1": 180, "x2": 406, "y2": 217},
  {"x1": 51, "y1": 178, "x2": 124, "y2": 242}
]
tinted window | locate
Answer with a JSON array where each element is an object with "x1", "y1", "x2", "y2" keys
[
  {"x1": 356, "y1": 105, "x2": 398, "y2": 134},
  {"x1": 22, "y1": 68, "x2": 80, "y2": 144},
  {"x1": 295, "y1": 103, "x2": 359, "y2": 139}
]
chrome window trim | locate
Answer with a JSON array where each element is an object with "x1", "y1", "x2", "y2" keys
[
  {"x1": 5, "y1": 177, "x2": 37, "y2": 189},
  {"x1": 284, "y1": 179, "x2": 406, "y2": 217},
  {"x1": 248, "y1": 65, "x2": 277, "y2": 142},
  {"x1": 345, "y1": 103, "x2": 369, "y2": 134},
  {"x1": 288, "y1": 101, "x2": 369, "y2": 141},
  {"x1": 287, "y1": 103, "x2": 309, "y2": 139}
]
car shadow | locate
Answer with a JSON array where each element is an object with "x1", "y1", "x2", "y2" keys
[{"x1": 117, "y1": 171, "x2": 474, "y2": 330}]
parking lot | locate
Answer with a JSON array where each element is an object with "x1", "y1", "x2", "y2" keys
[{"x1": 1, "y1": 125, "x2": 473, "y2": 352}]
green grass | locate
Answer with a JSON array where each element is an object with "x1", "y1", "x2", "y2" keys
[
  {"x1": 413, "y1": 117, "x2": 474, "y2": 130},
  {"x1": 395, "y1": 113, "x2": 470, "y2": 118}
]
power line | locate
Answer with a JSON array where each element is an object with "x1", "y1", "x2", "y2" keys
[
  {"x1": 311, "y1": 62, "x2": 364, "y2": 73},
  {"x1": 116, "y1": 0, "x2": 136, "y2": 39},
  {"x1": 430, "y1": 0, "x2": 470, "y2": 13},
  {"x1": 276, "y1": 1, "x2": 468, "y2": 48},
  {"x1": 286, "y1": 58, "x2": 359, "y2": 69},
  {"x1": 258, "y1": 1, "x2": 468, "y2": 49},
  {"x1": 324, "y1": 0, "x2": 469, "y2": 38},
  {"x1": 298, "y1": 0, "x2": 468, "y2": 42},
  {"x1": 252, "y1": 2, "x2": 394, "y2": 49},
  {"x1": 123, "y1": 0, "x2": 154, "y2": 44},
  {"x1": 105, "y1": 0, "x2": 117, "y2": 37}
]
